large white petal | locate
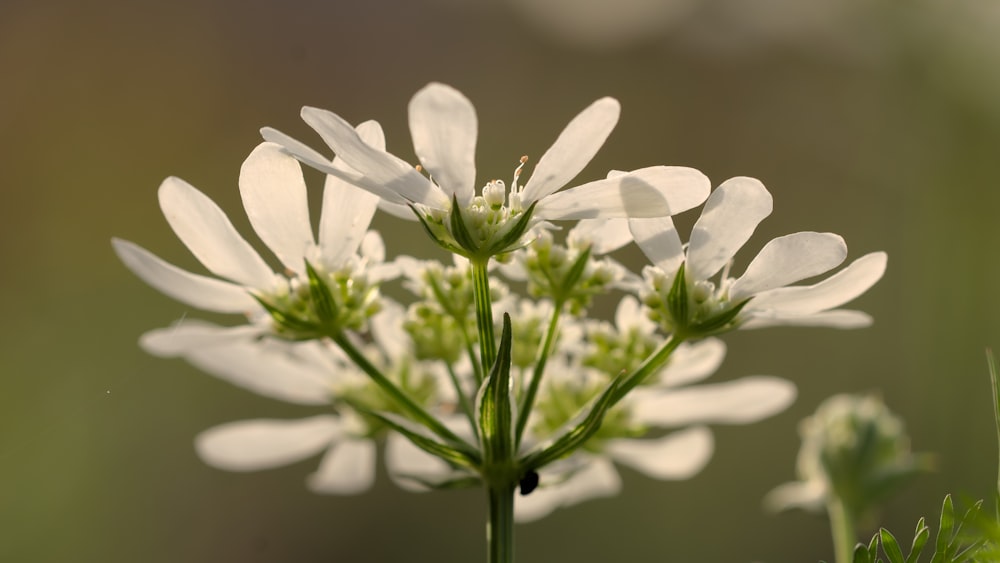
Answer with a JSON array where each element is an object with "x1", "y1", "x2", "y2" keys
[
  {"x1": 300, "y1": 107, "x2": 450, "y2": 209},
  {"x1": 112, "y1": 238, "x2": 257, "y2": 313},
  {"x1": 730, "y1": 232, "x2": 847, "y2": 301},
  {"x1": 740, "y1": 309, "x2": 873, "y2": 330},
  {"x1": 568, "y1": 218, "x2": 632, "y2": 254},
  {"x1": 408, "y1": 83, "x2": 477, "y2": 206},
  {"x1": 307, "y1": 438, "x2": 376, "y2": 494},
  {"x1": 534, "y1": 166, "x2": 709, "y2": 220},
  {"x1": 139, "y1": 322, "x2": 264, "y2": 356},
  {"x1": 385, "y1": 432, "x2": 462, "y2": 492},
  {"x1": 318, "y1": 121, "x2": 383, "y2": 266},
  {"x1": 514, "y1": 457, "x2": 622, "y2": 522},
  {"x1": 632, "y1": 376, "x2": 797, "y2": 427},
  {"x1": 158, "y1": 177, "x2": 276, "y2": 289},
  {"x1": 605, "y1": 426, "x2": 714, "y2": 480},
  {"x1": 521, "y1": 97, "x2": 620, "y2": 202},
  {"x1": 629, "y1": 217, "x2": 683, "y2": 273},
  {"x1": 168, "y1": 339, "x2": 335, "y2": 405},
  {"x1": 687, "y1": 177, "x2": 773, "y2": 281},
  {"x1": 239, "y1": 143, "x2": 313, "y2": 276},
  {"x1": 745, "y1": 252, "x2": 887, "y2": 315},
  {"x1": 656, "y1": 338, "x2": 726, "y2": 387},
  {"x1": 762, "y1": 480, "x2": 827, "y2": 513},
  {"x1": 195, "y1": 415, "x2": 341, "y2": 471}
]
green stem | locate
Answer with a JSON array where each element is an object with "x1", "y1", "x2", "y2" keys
[
  {"x1": 514, "y1": 301, "x2": 563, "y2": 447},
  {"x1": 987, "y1": 349, "x2": 1000, "y2": 519},
  {"x1": 331, "y1": 332, "x2": 469, "y2": 450},
  {"x1": 487, "y1": 481, "x2": 515, "y2": 563},
  {"x1": 447, "y1": 361, "x2": 478, "y2": 439},
  {"x1": 471, "y1": 259, "x2": 497, "y2": 371},
  {"x1": 610, "y1": 333, "x2": 685, "y2": 405},
  {"x1": 827, "y1": 496, "x2": 857, "y2": 563}
]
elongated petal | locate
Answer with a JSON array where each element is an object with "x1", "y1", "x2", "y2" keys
[
  {"x1": 745, "y1": 252, "x2": 887, "y2": 315},
  {"x1": 629, "y1": 217, "x2": 683, "y2": 272},
  {"x1": 153, "y1": 338, "x2": 334, "y2": 405},
  {"x1": 113, "y1": 238, "x2": 257, "y2": 313},
  {"x1": 688, "y1": 176, "x2": 773, "y2": 281},
  {"x1": 656, "y1": 338, "x2": 726, "y2": 387},
  {"x1": 158, "y1": 177, "x2": 276, "y2": 288},
  {"x1": 195, "y1": 416, "x2": 341, "y2": 471},
  {"x1": 408, "y1": 83, "x2": 477, "y2": 205},
  {"x1": 605, "y1": 426, "x2": 714, "y2": 480},
  {"x1": 300, "y1": 107, "x2": 450, "y2": 209},
  {"x1": 535, "y1": 166, "x2": 709, "y2": 220},
  {"x1": 568, "y1": 218, "x2": 632, "y2": 254},
  {"x1": 514, "y1": 457, "x2": 621, "y2": 522},
  {"x1": 632, "y1": 376, "x2": 796, "y2": 427},
  {"x1": 139, "y1": 322, "x2": 264, "y2": 355},
  {"x1": 307, "y1": 438, "x2": 376, "y2": 494},
  {"x1": 240, "y1": 143, "x2": 313, "y2": 276},
  {"x1": 740, "y1": 309, "x2": 873, "y2": 330},
  {"x1": 521, "y1": 97, "x2": 620, "y2": 202},
  {"x1": 319, "y1": 121, "x2": 383, "y2": 265},
  {"x1": 763, "y1": 480, "x2": 827, "y2": 513},
  {"x1": 730, "y1": 232, "x2": 847, "y2": 301}
]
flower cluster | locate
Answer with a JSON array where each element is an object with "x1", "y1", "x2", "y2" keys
[{"x1": 114, "y1": 83, "x2": 886, "y2": 544}]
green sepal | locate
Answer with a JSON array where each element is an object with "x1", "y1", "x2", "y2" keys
[
  {"x1": 666, "y1": 262, "x2": 689, "y2": 327},
  {"x1": 519, "y1": 374, "x2": 626, "y2": 470},
  {"x1": 485, "y1": 200, "x2": 538, "y2": 256},
  {"x1": 477, "y1": 313, "x2": 514, "y2": 465},
  {"x1": 868, "y1": 533, "x2": 881, "y2": 561},
  {"x1": 250, "y1": 293, "x2": 320, "y2": 338},
  {"x1": 690, "y1": 298, "x2": 752, "y2": 335},
  {"x1": 880, "y1": 529, "x2": 905, "y2": 563},
  {"x1": 852, "y1": 542, "x2": 873, "y2": 563},
  {"x1": 305, "y1": 260, "x2": 337, "y2": 326},
  {"x1": 409, "y1": 203, "x2": 464, "y2": 255},
  {"x1": 449, "y1": 194, "x2": 481, "y2": 255},
  {"x1": 347, "y1": 401, "x2": 481, "y2": 468}
]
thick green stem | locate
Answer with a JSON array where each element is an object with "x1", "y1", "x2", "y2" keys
[
  {"x1": 827, "y1": 496, "x2": 857, "y2": 563},
  {"x1": 515, "y1": 302, "x2": 563, "y2": 447},
  {"x1": 471, "y1": 259, "x2": 497, "y2": 371},
  {"x1": 487, "y1": 481, "x2": 516, "y2": 563},
  {"x1": 331, "y1": 332, "x2": 468, "y2": 450}
]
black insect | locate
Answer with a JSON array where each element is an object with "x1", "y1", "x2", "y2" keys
[{"x1": 519, "y1": 470, "x2": 539, "y2": 495}]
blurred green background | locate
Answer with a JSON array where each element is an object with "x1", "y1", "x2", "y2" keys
[{"x1": 3, "y1": 0, "x2": 1000, "y2": 561}]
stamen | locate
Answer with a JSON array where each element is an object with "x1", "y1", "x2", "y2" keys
[{"x1": 513, "y1": 155, "x2": 528, "y2": 193}]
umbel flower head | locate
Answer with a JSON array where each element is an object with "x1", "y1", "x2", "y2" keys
[
  {"x1": 631, "y1": 176, "x2": 887, "y2": 336},
  {"x1": 261, "y1": 82, "x2": 711, "y2": 259}
]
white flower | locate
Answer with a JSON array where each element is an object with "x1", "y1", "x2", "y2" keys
[
  {"x1": 112, "y1": 132, "x2": 391, "y2": 333},
  {"x1": 261, "y1": 82, "x2": 710, "y2": 257},
  {"x1": 630, "y1": 176, "x2": 887, "y2": 332},
  {"x1": 514, "y1": 297, "x2": 797, "y2": 521}
]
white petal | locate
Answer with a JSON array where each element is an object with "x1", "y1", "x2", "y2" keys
[
  {"x1": 746, "y1": 252, "x2": 887, "y2": 315},
  {"x1": 158, "y1": 177, "x2": 276, "y2": 289},
  {"x1": 239, "y1": 143, "x2": 314, "y2": 276},
  {"x1": 408, "y1": 83, "x2": 477, "y2": 205},
  {"x1": 112, "y1": 238, "x2": 257, "y2": 313},
  {"x1": 385, "y1": 432, "x2": 458, "y2": 492},
  {"x1": 195, "y1": 415, "x2": 341, "y2": 471},
  {"x1": 730, "y1": 232, "x2": 848, "y2": 301},
  {"x1": 762, "y1": 480, "x2": 827, "y2": 513},
  {"x1": 514, "y1": 457, "x2": 622, "y2": 522},
  {"x1": 521, "y1": 97, "x2": 620, "y2": 202},
  {"x1": 307, "y1": 438, "x2": 376, "y2": 494},
  {"x1": 377, "y1": 199, "x2": 419, "y2": 221},
  {"x1": 139, "y1": 322, "x2": 264, "y2": 356},
  {"x1": 629, "y1": 217, "x2": 683, "y2": 273},
  {"x1": 568, "y1": 218, "x2": 632, "y2": 254},
  {"x1": 605, "y1": 426, "x2": 714, "y2": 480},
  {"x1": 535, "y1": 166, "x2": 709, "y2": 220},
  {"x1": 632, "y1": 376, "x2": 797, "y2": 427},
  {"x1": 371, "y1": 301, "x2": 409, "y2": 361},
  {"x1": 300, "y1": 107, "x2": 450, "y2": 209},
  {"x1": 687, "y1": 177, "x2": 773, "y2": 281},
  {"x1": 171, "y1": 339, "x2": 335, "y2": 405},
  {"x1": 318, "y1": 121, "x2": 383, "y2": 266},
  {"x1": 740, "y1": 309, "x2": 873, "y2": 330},
  {"x1": 657, "y1": 338, "x2": 726, "y2": 387}
]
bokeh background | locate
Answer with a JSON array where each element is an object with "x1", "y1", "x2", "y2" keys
[{"x1": 3, "y1": 0, "x2": 1000, "y2": 561}]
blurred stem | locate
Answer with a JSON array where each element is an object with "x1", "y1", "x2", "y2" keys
[
  {"x1": 472, "y1": 259, "x2": 497, "y2": 371},
  {"x1": 988, "y1": 348, "x2": 1000, "y2": 519},
  {"x1": 487, "y1": 481, "x2": 515, "y2": 563},
  {"x1": 514, "y1": 300, "x2": 563, "y2": 447},
  {"x1": 827, "y1": 496, "x2": 857, "y2": 563}
]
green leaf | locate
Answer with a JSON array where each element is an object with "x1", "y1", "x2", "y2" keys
[
  {"x1": 408, "y1": 204, "x2": 464, "y2": 255},
  {"x1": 486, "y1": 201, "x2": 538, "y2": 256},
  {"x1": 936, "y1": 495, "x2": 956, "y2": 558},
  {"x1": 477, "y1": 313, "x2": 514, "y2": 465},
  {"x1": 881, "y1": 528, "x2": 905, "y2": 563},
  {"x1": 305, "y1": 260, "x2": 337, "y2": 325},
  {"x1": 690, "y1": 298, "x2": 751, "y2": 334},
  {"x1": 666, "y1": 262, "x2": 689, "y2": 327},
  {"x1": 449, "y1": 194, "x2": 480, "y2": 255},
  {"x1": 853, "y1": 542, "x2": 873, "y2": 563},
  {"x1": 907, "y1": 517, "x2": 930, "y2": 563}
]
